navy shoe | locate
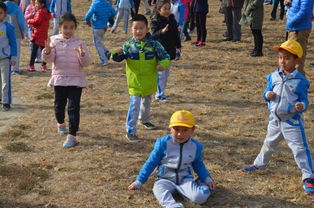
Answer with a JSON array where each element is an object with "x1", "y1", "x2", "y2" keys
[
  {"x1": 303, "y1": 178, "x2": 314, "y2": 195},
  {"x1": 242, "y1": 164, "x2": 259, "y2": 172}
]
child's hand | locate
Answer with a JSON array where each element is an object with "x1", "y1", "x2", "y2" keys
[
  {"x1": 10, "y1": 60, "x2": 16, "y2": 66},
  {"x1": 116, "y1": 48, "x2": 123, "y2": 54},
  {"x1": 178, "y1": 27, "x2": 181, "y2": 32},
  {"x1": 75, "y1": 43, "x2": 85, "y2": 57},
  {"x1": 266, "y1": 91, "x2": 276, "y2": 100},
  {"x1": 295, "y1": 102, "x2": 304, "y2": 112},
  {"x1": 44, "y1": 39, "x2": 55, "y2": 55},
  {"x1": 128, "y1": 182, "x2": 139, "y2": 190},
  {"x1": 156, "y1": 65, "x2": 163, "y2": 71},
  {"x1": 208, "y1": 181, "x2": 216, "y2": 190},
  {"x1": 162, "y1": 24, "x2": 169, "y2": 33}
]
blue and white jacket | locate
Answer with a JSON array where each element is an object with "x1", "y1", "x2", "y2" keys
[
  {"x1": 286, "y1": 0, "x2": 314, "y2": 31},
  {"x1": 0, "y1": 21, "x2": 17, "y2": 62},
  {"x1": 85, "y1": 0, "x2": 116, "y2": 29},
  {"x1": 50, "y1": 0, "x2": 71, "y2": 18},
  {"x1": 171, "y1": 0, "x2": 184, "y2": 27},
  {"x1": 115, "y1": 0, "x2": 135, "y2": 9},
  {"x1": 264, "y1": 68, "x2": 310, "y2": 121},
  {"x1": 134, "y1": 134, "x2": 213, "y2": 187},
  {"x1": 4, "y1": 1, "x2": 26, "y2": 39}
]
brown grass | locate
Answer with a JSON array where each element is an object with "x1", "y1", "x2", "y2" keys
[{"x1": 0, "y1": 0, "x2": 314, "y2": 207}]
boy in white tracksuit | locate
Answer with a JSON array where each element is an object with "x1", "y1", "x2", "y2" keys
[
  {"x1": 242, "y1": 40, "x2": 314, "y2": 195},
  {"x1": 128, "y1": 110, "x2": 216, "y2": 207}
]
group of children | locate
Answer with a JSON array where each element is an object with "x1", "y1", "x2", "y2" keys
[{"x1": 0, "y1": 0, "x2": 313, "y2": 207}]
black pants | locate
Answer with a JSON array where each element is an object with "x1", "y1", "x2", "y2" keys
[
  {"x1": 30, "y1": 41, "x2": 46, "y2": 66},
  {"x1": 225, "y1": 7, "x2": 242, "y2": 41},
  {"x1": 54, "y1": 86, "x2": 82, "y2": 136},
  {"x1": 131, "y1": 0, "x2": 140, "y2": 18},
  {"x1": 251, "y1": 28, "x2": 263, "y2": 53},
  {"x1": 271, "y1": 0, "x2": 285, "y2": 20},
  {"x1": 196, "y1": 12, "x2": 207, "y2": 42},
  {"x1": 189, "y1": 0, "x2": 196, "y2": 31}
]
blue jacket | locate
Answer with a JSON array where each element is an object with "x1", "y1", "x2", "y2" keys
[
  {"x1": 264, "y1": 68, "x2": 310, "y2": 121},
  {"x1": 4, "y1": 1, "x2": 26, "y2": 39},
  {"x1": 0, "y1": 21, "x2": 17, "y2": 62},
  {"x1": 286, "y1": 0, "x2": 313, "y2": 31},
  {"x1": 50, "y1": 0, "x2": 72, "y2": 17},
  {"x1": 135, "y1": 134, "x2": 213, "y2": 186},
  {"x1": 171, "y1": 0, "x2": 184, "y2": 27},
  {"x1": 85, "y1": 0, "x2": 116, "y2": 29}
]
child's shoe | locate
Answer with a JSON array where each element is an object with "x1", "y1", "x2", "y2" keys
[
  {"x1": 40, "y1": 65, "x2": 47, "y2": 71},
  {"x1": 2, "y1": 104, "x2": 10, "y2": 111},
  {"x1": 303, "y1": 178, "x2": 314, "y2": 195},
  {"x1": 142, "y1": 122, "x2": 157, "y2": 130},
  {"x1": 63, "y1": 134, "x2": 79, "y2": 148},
  {"x1": 195, "y1": 41, "x2": 206, "y2": 47},
  {"x1": 242, "y1": 164, "x2": 259, "y2": 172},
  {"x1": 27, "y1": 65, "x2": 35, "y2": 71},
  {"x1": 57, "y1": 123, "x2": 68, "y2": 134},
  {"x1": 156, "y1": 96, "x2": 168, "y2": 103},
  {"x1": 126, "y1": 134, "x2": 140, "y2": 142}
]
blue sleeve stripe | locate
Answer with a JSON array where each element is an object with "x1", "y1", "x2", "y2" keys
[{"x1": 5, "y1": 22, "x2": 17, "y2": 57}]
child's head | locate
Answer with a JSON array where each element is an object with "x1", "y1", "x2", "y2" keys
[
  {"x1": 0, "y1": 2, "x2": 6, "y2": 22},
  {"x1": 131, "y1": 14, "x2": 149, "y2": 41},
  {"x1": 273, "y1": 40, "x2": 302, "y2": 74},
  {"x1": 59, "y1": 12, "x2": 78, "y2": 39},
  {"x1": 169, "y1": 110, "x2": 196, "y2": 143},
  {"x1": 30, "y1": 0, "x2": 36, "y2": 5},
  {"x1": 155, "y1": 0, "x2": 171, "y2": 18},
  {"x1": 35, "y1": 0, "x2": 46, "y2": 9}
]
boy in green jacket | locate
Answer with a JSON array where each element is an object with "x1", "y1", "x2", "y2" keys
[{"x1": 112, "y1": 14, "x2": 170, "y2": 142}]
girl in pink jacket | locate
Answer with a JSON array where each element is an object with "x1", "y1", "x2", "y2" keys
[{"x1": 42, "y1": 12, "x2": 91, "y2": 148}]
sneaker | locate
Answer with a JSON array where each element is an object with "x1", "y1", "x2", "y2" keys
[
  {"x1": 2, "y1": 104, "x2": 10, "y2": 111},
  {"x1": 195, "y1": 42, "x2": 205, "y2": 47},
  {"x1": 11, "y1": 70, "x2": 22, "y2": 75},
  {"x1": 156, "y1": 97, "x2": 168, "y2": 103},
  {"x1": 96, "y1": 62, "x2": 108, "y2": 67},
  {"x1": 142, "y1": 122, "x2": 157, "y2": 130},
  {"x1": 191, "y1": 41, "x2": 199, "y2": 46},
  {"x1": 242, "y1": 164, "x2": 259, "y2": 172},
  {"x1": 27, "y1": 65, "x2": 35, "y2": 71},
  {"x1": 105, "y1": 51, "x2": 111, "y2": 61},
  {"x1": 57, "y1": 123, "x2": 68, "y2": 134},
  {"x1": 63, "y1": 134, "x2": 79, "y2": 148},
  {"x1": 126, "y1": 134, "x2": 140, "y2": 142},
  {"x1": 40, "y1": 65, "x2": 47, "y2": 71},
  {"x1": 303, "y1": 178, "x2": 314, "y2": 195}
]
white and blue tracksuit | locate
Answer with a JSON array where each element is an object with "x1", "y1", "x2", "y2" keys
[
  {"x1": 111, "y1": 0, "x2": 135, "y2": 34},
  {"x1": 85, "y1": 0, "x2": 116, "y2": 65},
  {"x1": 253, "y1": 68, "x2": 314, "y2": 181},
  {"x1": 0, "y1": 21, "x2": 17, "y2": 105},
  {"x1": 133, "y1": 135, "x2": 213, "y2": 207},
  {"x1": 50, "y1": 0, "x2": 72, "y2": 35},
  {"x1": 171, "y1": 0, "x2": 184, "y2": 38}
]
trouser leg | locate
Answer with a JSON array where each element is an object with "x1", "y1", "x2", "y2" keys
[
  {"x1": 0, "y1": 59, "x2": 11, "y2": 104},
  {"x1": 38, "y1": 46, "x2": 46, "y2": 66},
  {"x1": 53, "y1": 17, "x2": 59, "y2": 35},
  {"x1": 67, "y1": 87, "x2": 82, "y2": 136},
  {"x1": 54, "y1": 86, "x2": 68, "y2": 125},
  {"x1": 139, "y1": 95, "x2": 151, "y2": 124},
  {"x1": 126, "y1": 95, "x2": 141, "y2": 135},
  {"x1": 112, "y1": 9, "x2": 124, "y2": 32},
  {"x1": 177, "y1": 179, "x2": 211, "y2": 205},
  {"x1": 224, "y1": 7, "x2": 233, "y2": 39},
  {"x1": 271, "y1": 0, "x2": 279, "y2": 19},
  {"x1": 195, "y1": 13, "x2": 201, "y2": 41},
  {"x1": 153, "y1": 179, "x2": 184, "y2": 208},
  {"x1": 232, "y1": 8, "x2": 242, "y2": 41},
  {"x1": 282, "y1": 119, "x2": 314, "y2": 180},
  {"x1": 279, "y1": 0, "x2": 285, "y2": 19},
  {"x1": 93, "y1": 29, "x2": 109, "y2": 64},
  {"x1": 123, "y1": 9, "x2": 130, "y2": 33},
  {"x1": 30, "y1": 42, "x2": 40, "y2": 66},
  {"x1": 156, "y1": 66, "x2": 170, "y2": 99},
  {"x1": 254, "y1": 119, "x2": 284, "y2": 168},
  {"x1": 199, "y1": 13, "x2": 207, "y2": 42}
]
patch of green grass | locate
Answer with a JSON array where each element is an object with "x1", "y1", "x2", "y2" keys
[{"x1": 5, "y1": 142, "x2": 32, "y2": 152}]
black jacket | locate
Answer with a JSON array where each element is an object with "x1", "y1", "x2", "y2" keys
[{"x1": 151, "y1": 14, "x2": 181, "y2": 60}]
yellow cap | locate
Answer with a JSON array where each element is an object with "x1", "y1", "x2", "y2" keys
[
  {"x1": 169, "y1": 110, "x2": 195, "y2": 128},
  {"x1": 273, "y1": 40, "x2": 303, "y2": 58}
]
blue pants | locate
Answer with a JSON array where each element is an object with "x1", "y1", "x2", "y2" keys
[
  {"x1": 126, "y1": 95, "x2": 151, "y2": 135},
  {"x1": 0, "y1": 59, "x2": 11, "y2": 104},
  {"x1": 156, "y1": 65, "x2": 170, "y2": 100},
  {"x1": 254, "y1": 118, "x2": 314, "y2": 180},
  {"x1": 93, "y1": 29, "x2": 110, "y2": 64}
]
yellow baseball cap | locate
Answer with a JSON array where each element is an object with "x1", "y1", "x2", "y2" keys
[
  {"x1": 169, "y1": 110, "x2": 195, "y2": 128},
  {"x1": 273, "y1": 40, "x2": 303, "y2": 58}
]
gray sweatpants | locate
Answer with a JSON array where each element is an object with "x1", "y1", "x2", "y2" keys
[
  {"x1": 112, "y1": 8, "x2": 129, "y2": 34},
  {"x1": 0, "y1": 58, "x2": 11, "y2": 104},
  {"x1": 254, "y1": 118, "x2": 314, "y2": 181},
  {"x1": 153, "y1": 179, "x2": 211, "y2": 208}
]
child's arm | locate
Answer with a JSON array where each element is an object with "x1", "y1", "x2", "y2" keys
[
  {"x1": 84, "y1": 3, "x2": 95, "y2": 26},
  {"x1": 6, "y1": 23, "x2": 17, "y2": 66},
  {"x1": 49, "y1": 0, "x2": 56, "y2": 16},
  {"x1": 150, "y1": 19, "x2": 168, "y2": 38},
  {"x1": 263, "y1": 73, "x2": 276, "y2": 102},
  {"x1": 178, "y1": 2, "x2": 185, "y2": 28},
  {"x1": 24, "y1": 6, "x2": 35, "y2": 20},
  {"x1": 111, "y1": 43, "x2": 128, "y2": 62},
  {"x1": 42, "y1": 39, "x2": 56, "y2": 63},
  {"x1": 154, "y1": 41, "x2": 170, "y2": 70},
  {"x1": 67, "y1": 0, "x2": 72, "y2": 13},
  {"x1": 16, "y1": 7, "x2": 27, "y2": 36},
  {"x1": 287, "y1": 0, "x2": 312, "y2": 28},
  {"x1": 128, "y1": 138, "x2": 165, "y2": 190},
  {"x1": 76, "y1": 42, "x2": 91, "y2": 67},
  {"x1": 295, "y1": 79, "x2": 310, "y2": 112}
]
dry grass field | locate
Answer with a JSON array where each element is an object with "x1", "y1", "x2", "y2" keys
[{"x1": 0, "y1": 0, "x2": 314, "y2": 207}]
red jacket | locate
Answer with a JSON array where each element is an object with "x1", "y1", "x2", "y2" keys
[{"x1": 28, "y1": 8, "x2": 51, "y2": 46}]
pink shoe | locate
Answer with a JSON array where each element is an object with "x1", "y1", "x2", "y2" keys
[
  {"x1": 27, "y1": 65, "x2": 35, "y2": 71},
  {"x1": 40, "y1": 65, "x2": 47, "y2": 71},
  {"x1": 195, "y1": 42, "x2": 205, "y2": 47}
]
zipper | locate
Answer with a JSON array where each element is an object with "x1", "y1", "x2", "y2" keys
[{"x1": 175, "y1": 143, "x2": 184, "y2": 185}]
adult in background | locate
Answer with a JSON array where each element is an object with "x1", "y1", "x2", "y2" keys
[
  {"x1": 192, "y1": 0, "x2": 208, "y2": 47},
  {"x1": 285, "y1": 0, "x2": 313, "y2": 75},
  {"x1": 222, "y1": 0, "x2": 244, "y2": 42},
  {"x1": 270, "y1": 0, "x2": 284, "y2": 20},
  {"x1": 240, "y1": 0, "x2": 264, "y2": 57}
]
